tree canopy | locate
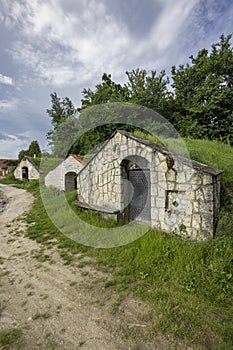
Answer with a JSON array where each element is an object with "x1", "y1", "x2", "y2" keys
[
  {"x1": 46, "y1": 92, "x2": 78, "y2": 155},
  {"x1": 171, "y1": 34, "x2": 233, "y2": 143},
  {"x1": 46, "y1": 34, "x2": 233, "y2": 157},
  {"x1": 18, "y1": 140, "x2": 41, "y2": 160},
  {"x1": 47, "y1": 92, "x2": 77, "y2": 129},
  {"x1": 79, "y1": 69, "x2": 171, "y2": 117}
]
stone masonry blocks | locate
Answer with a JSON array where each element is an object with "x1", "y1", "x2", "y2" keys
[{"x1": 76, "y1": 131, "x2": 222, "y2": 241}]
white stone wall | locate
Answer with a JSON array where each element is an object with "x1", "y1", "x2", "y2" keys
[
  {"x1": 45, "y1": 155, "x2": 84, "y2": 191},
  {"x1": 77, "y1": 131, "x2": 222, "y2": 241},
  {"x1": 0, "y1": 168, "x2": 8, "y2": 176},
  {"x1": 14, "y1": 158, "x2": 40, "y2": 180},
  {"x1": 161, "y1": 160, "x2": 217, "y2": 240},
  {"x1": 77, "y1": 133, "x2": 138, "y2": 211}
]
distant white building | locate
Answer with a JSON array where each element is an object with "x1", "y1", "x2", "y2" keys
[
  {"x1": 45, "y1": 154, "x2": 85, "y2": 192},
  {"x1": 14, "y1": 156, "x2": 41, "y2": 181},
  {"x1": 0, "y1": 159, "x2": 9, "y2": 176}
]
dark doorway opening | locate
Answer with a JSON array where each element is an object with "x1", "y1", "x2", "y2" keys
[
  {"x1": 121, "y1": 156, "x2": 151, "y2": 222},
  {"x1": 65, "y1": 172, "x2": 77, "y2": 192},
  {"x1": 22, "y1": 167, "x2": 29, "y2": 181},
  {"x1": 128, "y1": 169, "x2": 151, "y2": 221}
]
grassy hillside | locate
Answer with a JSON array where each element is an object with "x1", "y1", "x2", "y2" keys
[
  {"x1": 185, "y1": 138, "x2": 233, "y2": 189},
  {"x1": 1, "y1": 137, "x2": 233, "y2": 349},
  {"x1": 184, "y1": 138, "x2": 233, "y2": 239},
  {"x1": 134, "y1": 130, "x2": 233, "y2": 189}
]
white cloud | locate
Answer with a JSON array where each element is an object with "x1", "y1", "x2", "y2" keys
[
  {"x1": 150, "y1": 0, "x2": 198, "y2": 51},
  {"x1": 0, "y1": 129, "x2": 47, "y2": 159},
  {"x1": 0, "y1": 73, "x2": 14, "y2": 86},
  {"x1": 0, "y1": 0, "x2": 232, "y2": 158},
  {"x1": 5, "y1": 0, "x2": 129, "y2": 86},
  {"x1": 0, "y1": 132, "x2": 30, "y2": 159},
  {"x1": 2, "y1": 0, "x2": 231, "y2": 94},
  {"x1": 2, "y1": 0, "x2": 199, "y2": 88},
  {"x1": 0, "y1": 133, "x2": 18, "y2": 141},
  {"x1": 0, "y1": 97, "x2": 19, "y2": 111}
]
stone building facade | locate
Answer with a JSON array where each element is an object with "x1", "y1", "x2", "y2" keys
[
  {"x1": 45, "y1": 154, "x2": 85, "y2": 192},
  {"x1": 76, "y1": 130, "x2": 222, "y2": 240},
  {"x1": 14, "y1": 156, "x2": 41, "y2": 181}
]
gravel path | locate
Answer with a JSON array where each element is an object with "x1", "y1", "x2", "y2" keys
[{"x1": 0, "y1": 184, "x2": 190, "y2": 350}]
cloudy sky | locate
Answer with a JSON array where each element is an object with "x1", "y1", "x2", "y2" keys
[{"x1": 0, "y1": 0, "x2": 233, "y2": 158}]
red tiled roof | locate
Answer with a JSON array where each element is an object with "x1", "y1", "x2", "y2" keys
[
  {"x1": 69, "y1": 154, "x2": 86, "y2": 165},
  {"x1": 18, "y1": 156, "x2": 42, "y2": 173},
  {"x1": 0, "y1": 159, "x2": 8, "y2": 169}
]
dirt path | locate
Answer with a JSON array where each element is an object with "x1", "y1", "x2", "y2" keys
[{"x1": 0, "y1": 185, "x2": 188, "y2": 350}]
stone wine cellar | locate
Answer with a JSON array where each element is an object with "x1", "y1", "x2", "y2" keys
[{"x1": 76, "y1": 130, "x2": 222, "y2": 240}]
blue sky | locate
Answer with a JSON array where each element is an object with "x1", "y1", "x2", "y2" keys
[{"x1": 0, "y1": 0, "x2": 232, "y2": 158}]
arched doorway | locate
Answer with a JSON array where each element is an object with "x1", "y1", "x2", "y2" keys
[
  {"x1": 65, "y1": 172, "x2": 77, "y2": 192},
  {"x1": 22, "y1": 167, "x2": 29, "y2": 181},
  {"x1": 121, "y1": 156, "x2": 151, "y2": 222}
]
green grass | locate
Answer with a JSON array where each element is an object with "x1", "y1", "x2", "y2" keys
[
  {"x1": 95, "y1": 231, "x2": 233, "y2": 346},
  {"x1": 184, "y1": 138, "x2": 233, "y2": 189},
  {"x1": 32, "y1": 312, "x2": 51, "y2": 320},
  {"x1": 15, "y1": 181, "x2": 233, "y2": 349},
  {"x1": 1, "y1": 139, "x2": 233, "y2": 350},
  {"x1": 133, "y1": 131, "x2": 233, "y2": 189},
  {"x1": 0, "y1": 173, "x2": 22, "y2": 185},
  {"x1": 184, "y1": 138, "x2": 233, "y2": 238},
  {"x1": 0, "y1": 328, "x2": 23, "y2": 349}
]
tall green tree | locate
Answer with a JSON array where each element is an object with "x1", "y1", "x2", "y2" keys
[
  {"x1": 47, "y1": 92, "x2": 77, "y2": 129},
  {"x1": 80, "y1": 73, "x2": 129, "y2": 109},
  {"x1": 46, "y1": 92, "x2": 78, "y2": 156},
  {"x1": 18, "y1": 140, "x2": 41, "y2": 160},
  {"x1": 171, "y1": 34, "x2": 233, "y2": 143},
  {"x1": 74, "y1": 69, "x2": 172, "y2": 156},
  {"x1": 77, "y1": 73, "x2": 132, "y2": 156},
  {"x1": 18, "y1": 149, "x2": 28, "y2": 160},
  {"x1": 28, "y1": 140, "x2": 41, "y2": 157},
  {"x1": 126, "y1": 68, "x2": 171, "y2": 118},
  {"x1": 80, "y1": 70, "x2": 171, "y2": 117}
]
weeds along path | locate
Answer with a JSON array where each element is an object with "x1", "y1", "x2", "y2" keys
[{"x1": 0, "y1": 185, "x2": 191, "y2": 350}]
